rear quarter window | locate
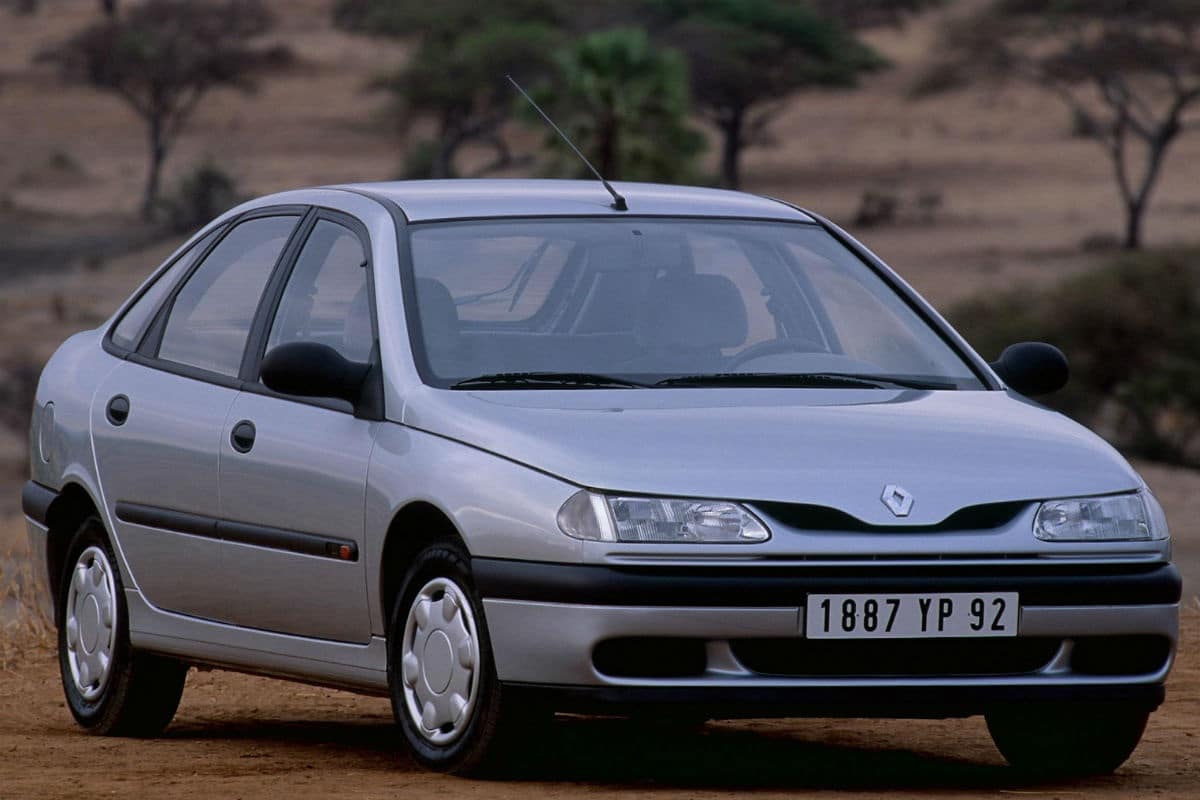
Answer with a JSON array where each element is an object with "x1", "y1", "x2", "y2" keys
[{"x1": 109, "y1": 227, "x2": 222, "y2": 351}]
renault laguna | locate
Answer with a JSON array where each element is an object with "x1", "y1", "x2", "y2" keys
[{"x1": 23, "y1": 179, "x2": 1178, "y2": 776}]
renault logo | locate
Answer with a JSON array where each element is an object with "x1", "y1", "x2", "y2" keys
[{"x1": 881, "y1": 484, "x2": 914, "y2": 517}]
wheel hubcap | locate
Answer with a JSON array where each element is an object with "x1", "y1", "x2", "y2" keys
[
  {"x1": 65, "y1": 546, "x2": 117, "y2": 701},
  {"x1": 400, "y1": 577, "x2": 480, "y2": 745}
]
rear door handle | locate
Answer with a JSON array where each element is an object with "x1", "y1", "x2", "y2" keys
[
  {"x1": 105, "y1": 395, "x2": 130, "y2": 426},
  {"x1": 230, "y1": 420, "x2": 256, "y2": 453}
]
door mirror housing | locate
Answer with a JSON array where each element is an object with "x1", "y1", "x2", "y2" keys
[
  {"x1": 261, "y1": 342, "x2": 370, "y2": 405},
  {"x1": 990, "y1": 342, "x2": 1069, "y2": 396}
]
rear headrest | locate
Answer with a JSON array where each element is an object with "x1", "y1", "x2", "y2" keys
[
  {"x1": 640, "y1": 273, "x2": 748, "y2": 351},
  {"x1": 415, "y1": 278, "x2": 460, "y2": 349}
]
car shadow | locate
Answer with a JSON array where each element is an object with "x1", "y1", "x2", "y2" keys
[
  {"x1": 498, "y1": 716, "x2": 1017, "y2": 789},
  {"x1": 162, "y1": 713, "x2": 1118, "y2": 792}
]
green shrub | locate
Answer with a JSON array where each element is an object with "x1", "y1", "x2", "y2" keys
[
  {"x1": 160, "y1": 161, "x2": 240, "y2": 234},
  {"x1": 951, "y1": 248, "x2": 1200, "y2": 465},
  {"x1": 400, "y1": 139, "x2": 445, "y2": 180}
]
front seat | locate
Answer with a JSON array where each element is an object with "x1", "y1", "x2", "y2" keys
[
  {"x1": 636, "y1": 273, "x2": 748, "y2": 368},
  {"x1": 414, "y1": 277, "x2": 469, "y2": 375}
]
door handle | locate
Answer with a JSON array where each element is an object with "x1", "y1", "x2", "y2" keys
[
  {"x1": 105, "y1": 395, "x2": 130, "y2": 426},
  {"x1": 230, "y1": 420, "x2": 256, "y2": 453}
]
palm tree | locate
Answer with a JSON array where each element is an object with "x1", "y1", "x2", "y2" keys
[{"x1": 538, "y1": 28, "x2": 705, "y2": 183}]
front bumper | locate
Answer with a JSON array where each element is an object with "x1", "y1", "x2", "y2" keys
[
  {"x1": 476, "y1": 558, "x2": 1180, "y2": 717},
  {"x1": 22, "y1": 518, "x2": 54, "y2": 622},
  {"x1": 21, "y1": 482, "x2": 55, "y2": 621}
]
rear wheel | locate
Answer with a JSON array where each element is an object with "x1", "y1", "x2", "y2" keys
[
  {"x1": 388, "y1": 543, "x2": 545, "y2": 774},
  {"x1": 986, "y1": 703, "x2": 1149, "y2": 777},
  {"x1": 57, "y1": 518, "x2": 188, "y2": 736}
]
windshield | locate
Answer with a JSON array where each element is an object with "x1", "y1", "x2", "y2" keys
[{"x1": 405, "y1": 218, "x2": 986, "y2": 390}]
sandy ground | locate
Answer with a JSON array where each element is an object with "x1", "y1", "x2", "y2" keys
[{"x1": 0, "y1": 612, "x2": 1195, "y2": 800}]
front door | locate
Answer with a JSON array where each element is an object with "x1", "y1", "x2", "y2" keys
[{"x1": 217, "y1": 214, "x2": 377, "y2": 643}]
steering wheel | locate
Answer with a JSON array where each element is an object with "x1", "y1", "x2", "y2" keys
[{"x1": 727, "y1": 337, "x2": 827, "y2": 369}]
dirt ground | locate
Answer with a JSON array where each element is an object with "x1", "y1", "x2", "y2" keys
[
  {"x1": 3, "y1": 1, "x2": 1200, "y2": 796},
  {"x1": 0, "y1": 612, "x2": 1194, "y2": 800}
]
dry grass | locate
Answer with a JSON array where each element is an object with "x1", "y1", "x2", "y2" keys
[{"x1": 0, "y1": 517, "x2": 52, "y2": 669}]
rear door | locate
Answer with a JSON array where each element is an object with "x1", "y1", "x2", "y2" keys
[
  {"x1": 216, "y1": 212, "x2": 378, "y2": 643},
  {"x1": 94, "y1": 212, "x2": 302, "y2": 621}
]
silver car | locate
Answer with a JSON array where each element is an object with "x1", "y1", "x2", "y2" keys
[{"x1": 23, "y1": 180, "x2": 1178, "y2": 776}]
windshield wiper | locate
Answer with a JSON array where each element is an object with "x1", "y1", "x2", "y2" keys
[
  {"x1": 451, "y1": 372, "x2": 647, "y2": 390},
  {"x1": 654, "y1": 372, "x2": 956, "y2": 390}
]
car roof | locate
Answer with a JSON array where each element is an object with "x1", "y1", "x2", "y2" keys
[{"x1": 328, "y1": 179, "x2": 815, "y2": 224}]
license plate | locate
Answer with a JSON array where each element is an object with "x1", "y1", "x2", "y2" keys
[{"x1": 805, "y1": 592, "x2": 1019, "y2": 639}]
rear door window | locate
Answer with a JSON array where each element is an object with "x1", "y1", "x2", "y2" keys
[{"x1": 157, "y1": 215, "x2": 299, "y2": 377}]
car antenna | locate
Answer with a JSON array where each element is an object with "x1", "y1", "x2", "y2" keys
[{"x1": 506, "y1": 74, "x2": 628, "y2": 212}]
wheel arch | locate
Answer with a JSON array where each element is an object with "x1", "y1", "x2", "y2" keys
[
  {"x1": 379, "y1": 501, "x2": 469, "y2": 630},
  {"x1": 44, "y1": 481, "x2": 103, "y2": 625}
]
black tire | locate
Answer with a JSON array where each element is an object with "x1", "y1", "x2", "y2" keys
[
  {"x1": 57, "y1": 517, "x2": 188, "y2": 736},
  {"x1": 387, "y1": 543, "x2": 544, "y2": 775},
  {"x1": 986, "y1": 703, "x2": 1149, "y2": 777}
]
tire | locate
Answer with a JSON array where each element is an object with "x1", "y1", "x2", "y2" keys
[
  {"x1": 57, "y1": 517, "x2": 188, "y2": 736},
  {"x1": 986, "y1": 703, "x2": 1149, "y2": 777},
  {"x1": 387, "y1": 543, "x2": 544, "y2": 775}
]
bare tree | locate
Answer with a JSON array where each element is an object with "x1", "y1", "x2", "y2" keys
[
  {"x1": 44, "y1": 0, "x2": 288, "y2": 220},
  {"x1": 921, "y1": 1, "x2": 1200, "y2": 250}
]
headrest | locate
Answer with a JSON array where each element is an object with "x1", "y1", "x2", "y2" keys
[
  {"x1": 414, "y1": 278, "x2": 460, "y2": 348},
  {"x1": 341, "y1": 285, "x2": 373, "y2": 362},
  {"x1": 640, "y1": 273, "x2": 748, "y2": 351}
]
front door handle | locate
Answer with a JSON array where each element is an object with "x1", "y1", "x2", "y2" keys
[
  {"x1": 230, "y1": 420, "x2": 256, "y2": 453},
  {"x1": 105, "y1": 395, "x2": 130, "y2": 426}
]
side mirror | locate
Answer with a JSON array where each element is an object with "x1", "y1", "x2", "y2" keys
[
  {"x1": 990, "y1": 342, "x2": 1069, "y2": 396},
  {"x1": 261, "y1": 342, "x2": 369, "y2": 405}
]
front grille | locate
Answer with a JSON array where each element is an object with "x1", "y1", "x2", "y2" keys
[
  {"x1": 752, "y1": 500, "x2": 1029, "y2": 533},
  {"x1": 730, "y1": 637, "x2": 1062, "y2": 678}
]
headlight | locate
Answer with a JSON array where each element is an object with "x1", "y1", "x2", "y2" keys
[
  {"x1": 1034, "y1": 490, "x2": 1167, "y2": 542},
  {"x1": 557, "y1": 490, "x2": 770, "y2": 543}
]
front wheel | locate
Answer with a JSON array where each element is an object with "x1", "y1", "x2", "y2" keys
[
  {"x1": 986, "y1": 703, "x2": 1149, "y2": 777},
  {"x1": 387, "y1": 544, "x2": 544, "y2": 774},
  {"x1": 58, "y1": 518, "x2": 188, "y2": 736}
]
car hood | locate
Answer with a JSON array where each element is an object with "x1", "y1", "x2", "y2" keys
[{"x1": 402, "y1": 388, "x2": 1141, "y2": 527}]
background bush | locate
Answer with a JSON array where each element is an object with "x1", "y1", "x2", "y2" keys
[
  {"x1": 160, "y1": 161, "x2": 240, "y2": 234},
  {"x1": 952, "y1": 248, "x2": 1200, "y2": 465}
]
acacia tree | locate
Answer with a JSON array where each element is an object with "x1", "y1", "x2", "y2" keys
[
  {"x1": 924, "y1": 1, "x2": 1200, "y2": 250},
  {"x1": 648, "y1": 0, "x2": 884, "y2": 188},
  {"x1": 809, "y1": 0, "x2": 941, "y2": 29},
  {"x1": 379, "y1": 22, "x2": 562, "y2": 178},
  {"x1": 536, "y1": 27, "x2": 705, "y2": 182},
  {"x1": 335, "y1": 0, "x2": 564, "y2": 178},
  {"x1": 46, "y1": 0, "x2": 285, "y2": 220}
]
